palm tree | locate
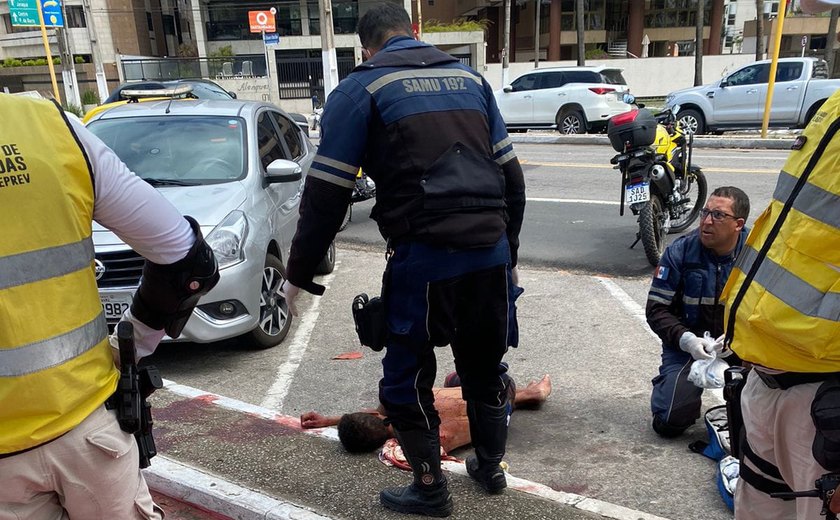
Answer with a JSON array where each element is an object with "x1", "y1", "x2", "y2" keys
[
  {"x1": 695, "y1": 0, "x2": 704, "y2": 86},
  {"x1": 756, "y1": 0, "x2": 765, "y2": 60},
  {"x1": 576, "y1": 0, "x2": 585, "y2": 65}
]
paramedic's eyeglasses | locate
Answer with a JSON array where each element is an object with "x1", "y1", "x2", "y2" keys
[{"x1": 700, "y1": 208, "x2": 737, "y2": 222}]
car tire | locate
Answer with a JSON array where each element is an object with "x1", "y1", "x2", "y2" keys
[
  {"x1": 557, "y1": 109, "x2": 587, "y2": 135},
  {"x1": 676, "y1": 109, "x2": 705, "y2": 135},
  {"x1": 246, "y1": 253, "x2": 292, "y2": 349},
  {"x1": 315, "y1": 241, "x2": 336, "y2": 275}
]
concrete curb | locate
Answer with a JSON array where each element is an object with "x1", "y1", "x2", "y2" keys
[
  {"x1": 510, "y1": 133, "x2": 796, "y2": 150},
  {"x1": 144, "y1": 456, "x2": 332, "y2": 520}
]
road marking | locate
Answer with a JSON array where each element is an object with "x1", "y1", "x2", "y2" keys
[
  {"x1": 592, "y1": 276, "x2": 725, "y2": 406},
  {"x1": 520, "y1": 159, "x2": 778, "y2": 174},
  {"x1": 528, "y1": 197, "x2": 620, "y2": 205},
  {"x1": 260, "y1": 265, "x2": 339, "y2": 411}
]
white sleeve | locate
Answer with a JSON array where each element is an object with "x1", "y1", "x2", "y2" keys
[{"x1": 69, "y1": 118, "x2": 194, "y2": 265}]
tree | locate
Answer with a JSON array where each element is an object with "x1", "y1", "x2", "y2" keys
[
  {"x1": 827, "y1": 8, "x2": 839, "y2": 78},
  {"x1": 695, "y1": 0, "x2": 704, "y2": 86},
  {"x1": 756, "y1": 0, "x2": 765, "y2": 60},
  {"x1": 576, "y1": 0, "x2": 585, "y2": 65}
]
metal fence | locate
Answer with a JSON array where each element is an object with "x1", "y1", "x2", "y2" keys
[{"x1": 274, "y1": 53, "x2": 356, "y2": 100}]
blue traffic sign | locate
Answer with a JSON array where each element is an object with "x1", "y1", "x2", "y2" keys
[
  {"x1": 263, "y1": 32, "x2": 279, "y2": 46},
  {"x1": 9, "y1": 0, "x2": 64, "y2": 27}
]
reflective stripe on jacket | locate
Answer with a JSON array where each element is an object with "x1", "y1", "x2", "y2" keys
[
  {"x1": 722, "y1": 90, "x2": 840, "y2": 372},
  {"x1": 0, "y1": 96, "x2": 116, "y2": 453}
]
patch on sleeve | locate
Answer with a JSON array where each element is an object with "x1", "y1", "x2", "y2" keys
[{"x1": 654, "y1": 266, "x2": 669, "y2": 280}]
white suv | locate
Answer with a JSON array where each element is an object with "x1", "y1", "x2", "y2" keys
[{"x1": 494, "y1": 66, "x2": 632, "y2": 134}]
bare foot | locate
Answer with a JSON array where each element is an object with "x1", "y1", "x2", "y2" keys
[{"x1": 513, "y1": 374, "x2": 551, "y2": 409}]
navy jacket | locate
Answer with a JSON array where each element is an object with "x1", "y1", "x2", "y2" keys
[
  {"x1": 646, "y1": 228, "x2": 748, "y2": 350},
  {"x1": 286, "y1": 37, "x2": 526, "y2": 293}
]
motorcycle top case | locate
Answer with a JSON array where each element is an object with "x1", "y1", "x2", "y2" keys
[{"x1": 607, "y1": 109, "x2": 658, "y2": 152}]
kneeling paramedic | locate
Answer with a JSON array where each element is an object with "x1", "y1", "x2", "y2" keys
[
  {"x1": 0, "y1": 94, "x2": 219, "y2": 519},
  {"x1": 721, "y1": 88, "x2": 840, "y2": 520},
  {"x1": 280, "y1": 4, "x2": 526, "y2": 517}
]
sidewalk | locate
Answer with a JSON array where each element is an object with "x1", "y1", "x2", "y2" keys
[{"x1": 144, "y1": 381, "x2": 669, "y2": 520}]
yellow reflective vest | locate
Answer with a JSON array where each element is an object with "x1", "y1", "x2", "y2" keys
[
  {"x1": 722, "y1": 89, "x2": 840, "y2": 373},
  {"x1": 0, "y1": 96, "x2": 116, "y2": 454}
]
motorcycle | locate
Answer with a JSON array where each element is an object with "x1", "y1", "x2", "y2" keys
[
  {"x1": 608, "y1": 101, "x2": 707, "y2": 266},
  {"x1": 339, "y1": 169, "x2": 376, "y2": 232}
]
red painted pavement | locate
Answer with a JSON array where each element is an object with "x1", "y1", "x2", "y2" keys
[{"x1": 151, "y1": 490, "x2": 233, "y2": 520}]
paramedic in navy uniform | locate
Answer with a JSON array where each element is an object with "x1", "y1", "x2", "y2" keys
[
  {"x1": 280, "y1": 3, "x2": 526, "y2": 517},
  {"x1": 647, "y1": 186, "x2": 749, "y2": 437}
]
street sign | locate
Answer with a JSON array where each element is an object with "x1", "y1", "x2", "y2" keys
[
  {"x1": 801, "y1": 35, "x2": 808, "y2": 48},
  {"x1": 248, "y1": 10, "x2": 275, "y2": 33},
  {"x1": 263, "y1": 32, "x2": 279, "y2": 46},
  {"x1": 9, "y1": 0, "x2": 64, "y2": 27}
]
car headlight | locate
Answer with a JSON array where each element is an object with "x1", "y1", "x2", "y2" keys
[{"x1": 205, "y1": 210, "x2": 248, "y2": 269}]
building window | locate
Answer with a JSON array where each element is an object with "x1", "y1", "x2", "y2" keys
[
  {"x1": 65, "y1": 5, "x2": 86, "y2": 28},
  {"x1": 147, "y1": 12, "x2": 154, "y2": 31}
]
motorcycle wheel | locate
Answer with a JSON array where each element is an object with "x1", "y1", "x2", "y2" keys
[
  {"x1": 338, "y1": 204, "x2": 352, "y2": 232},
  {"x1": 639, "y1": 195, "x2": 667, "y2": 267},
  {"x1": 669, "y1": 168, "x2": 708, "y2": 234}
]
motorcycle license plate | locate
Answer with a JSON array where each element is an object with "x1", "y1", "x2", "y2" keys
[
  {"x1": 100, "y1": 293, "x2": 132, "y2": 321},
  {"x1": 625, "y1": 182, "x2": 650, "y2": 204}
]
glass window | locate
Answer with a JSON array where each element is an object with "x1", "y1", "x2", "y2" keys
[
  {"x1": 87, "y1": 116, "x2": 246, "y2": 183},
  {"x1": 776, "y1": 62, "x2": 803, "y2": 82},
  {"x1": 66, "y1": 5, "x2": 86, "y2": 28},
  {"x1": 511, "y1": 74, "x2": 539, "y2": 91},
  {"x1": 257, "y1": 112, "x2": 288, "y2": 170},
  {"x1": 599, "y1": 69, "x2": 627, "y2": 85},
  {"x1": 270, "y1": 112, "x2": 304, "y2": 160},
  {"x1": 726, "y1": 64, "x2": 769, "y2": 86},
  {"x1": 563, "y1": 71, "x2": 600, "y2": 84},
  {"x1": 537, "y1": 72, "x2": 566, "y2": 89}
]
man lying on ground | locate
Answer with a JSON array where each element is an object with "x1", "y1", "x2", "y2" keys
[{"x1": 301, "y1": 373, "x2": 552, "y2": 454}]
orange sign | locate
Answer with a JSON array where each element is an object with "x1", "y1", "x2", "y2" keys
[{"x1": 249, "y1": 10, "x2": 275, "y2": 33}]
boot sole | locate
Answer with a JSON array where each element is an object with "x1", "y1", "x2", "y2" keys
[{"x1": 380, "y1": 492, "x2": 453, "y2": 517}]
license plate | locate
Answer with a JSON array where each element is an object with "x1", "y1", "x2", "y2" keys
[
  {"x1": 625, "y1": 182, "x2": 651, "y2": 204},
  {"x1": 100, "y1": 293, "x2": 132, "y2": 321}
]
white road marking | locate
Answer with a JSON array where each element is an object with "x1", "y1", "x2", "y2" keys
[
  {"x1": 592, "y1": 276, "x2": 725, "y2": 406},
  {"x1": 260, "y1": 265, "x2": 339, "y2": 411}
]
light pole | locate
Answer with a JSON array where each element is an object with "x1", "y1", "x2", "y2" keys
[{"x1": 318, "y1": 0, "x2": 339, "y2": 101}]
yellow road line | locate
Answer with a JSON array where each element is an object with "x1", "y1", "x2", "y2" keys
[{"x1": 518, "y1": 159, "x2": 778, "y2": 174}]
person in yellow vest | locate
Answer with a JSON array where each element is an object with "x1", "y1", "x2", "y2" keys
[
  {"x1": 720, "y1": 86, "x2": 840, "y2": 519},
  {"x1": 0, "y1": 94, "x2": 219, "y2": 519}
]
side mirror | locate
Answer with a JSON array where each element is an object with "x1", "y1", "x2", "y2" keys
[
  {"x1": 503, "y1": 85, "x2": 513, "y2": 93},
  {"x1": 719, "y1": 80, "x2": 729, "y2": 88},
  {"x1": 266, "y1": 159, "x2": 302, "y2": 183},
  {"x1": 228, "y1": 91, "x2": 237, "y2": 99}
]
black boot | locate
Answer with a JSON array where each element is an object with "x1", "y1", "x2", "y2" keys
[
  {"x1": 380, "y1": 427, "x2": 453, "y2": 517},
  {"x1": 466, "y1": 400, "x2": 509, "y2": 494}
]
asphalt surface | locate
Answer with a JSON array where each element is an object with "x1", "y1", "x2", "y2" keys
[{"x1": 142, "y1": 135, "x2": 794, "y2": 519}]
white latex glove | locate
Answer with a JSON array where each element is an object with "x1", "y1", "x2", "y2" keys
[
  {"x1": 679, "y1": 331, "x2": 715, "y2": 361},
  {"x1": 280, "y1": 279, "x2": 301, "y2": 317},
  {"x1": 511, "y1": 266, "x2": 520, "y2": 286},
  {"x1": 710, "y1": 333, "x2": 733, "y2": 358},
  {"x1": 688, "y1": 357, "x2": 729, "y2": 389},
  {"x1": 109, "y1": 309, "x2": 167, "y2": 364}
]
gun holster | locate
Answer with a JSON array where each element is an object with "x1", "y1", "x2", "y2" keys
[
  {"x1": 724, "y1": 366, "x2": 749, "y2": 460},
  {"x1": 352, "y1": 293, "x2": 387, "y2": 351}
]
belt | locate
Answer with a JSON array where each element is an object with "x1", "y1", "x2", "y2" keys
[{"x1": 755, "y1": 369, "x2": 840, "y2": 390}]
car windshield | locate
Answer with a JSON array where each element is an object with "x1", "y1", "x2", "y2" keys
[{"x1": 88, "y1": 115, "x2": 246, "y2": 184}]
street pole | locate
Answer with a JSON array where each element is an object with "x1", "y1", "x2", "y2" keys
[
  {"x1": 82, "y1": 0, "x2": 109, "y2": 102},
  {"x1": 761, "y1": 0, "x2": 787, "y2": 138},
  {"x1": 534, "y1": 0, "x2": 540, "y2": 68},
  {"x1": 56, "y1": 25, "x2": 81, "y2": 107},
  {"x1": 318, "y1": 0, "x2": 339, "y2": 101},
  {"x1": 827, "y1": 8, "x2": 839, "y2": 77},
  {"x1": 502, "y1": 0, "x2": 510, "y2": 86},
  {"x1": 416, "y1": 0, "x2": 422, "y2": 39}
]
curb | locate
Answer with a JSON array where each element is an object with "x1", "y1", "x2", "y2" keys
[
  {"x1": 144, "y1": 456, "x2": 332, "y2": 520},
  {"x1": 510, "y1": 133, "x2": 796, "y2": 150}
]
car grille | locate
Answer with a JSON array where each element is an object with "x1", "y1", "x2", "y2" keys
[{"x1": 95, "y1": 250, "x2": 144, "y2": 288}]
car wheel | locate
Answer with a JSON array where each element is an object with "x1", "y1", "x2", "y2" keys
[
  {"x1": 676, "y1": 109, "x2": 705, "y2": 135},
  {"x1": 557, "y1": 110, "x2": 586, "y2": 134},
  {"x1": 246, "y1": 253, "x2": 292, "y2": 349},
  {"x1": 315, "y1": 241, "x2": 336, "y2": 275}
]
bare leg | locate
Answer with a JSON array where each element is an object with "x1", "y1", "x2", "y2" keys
[{"x1": 512, "y1": 375, "x2": 552, "y2": 410}]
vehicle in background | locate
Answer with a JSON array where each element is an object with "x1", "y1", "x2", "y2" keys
[
  {"x1": 83, "y1": 80, "x2": 236, "y2": 124},
  {"x1": 494, "y1": 65, "x2": 632, "y2": 134},
  {"x1": 85, "y1": 99, "x2": 336, "y2": 349},
  {"x1": 288, "y1": 112, "x2": 310, "y2": 137},
  {"x1": 665, "y1": 57, "x2": 840, "y2": 135}
]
